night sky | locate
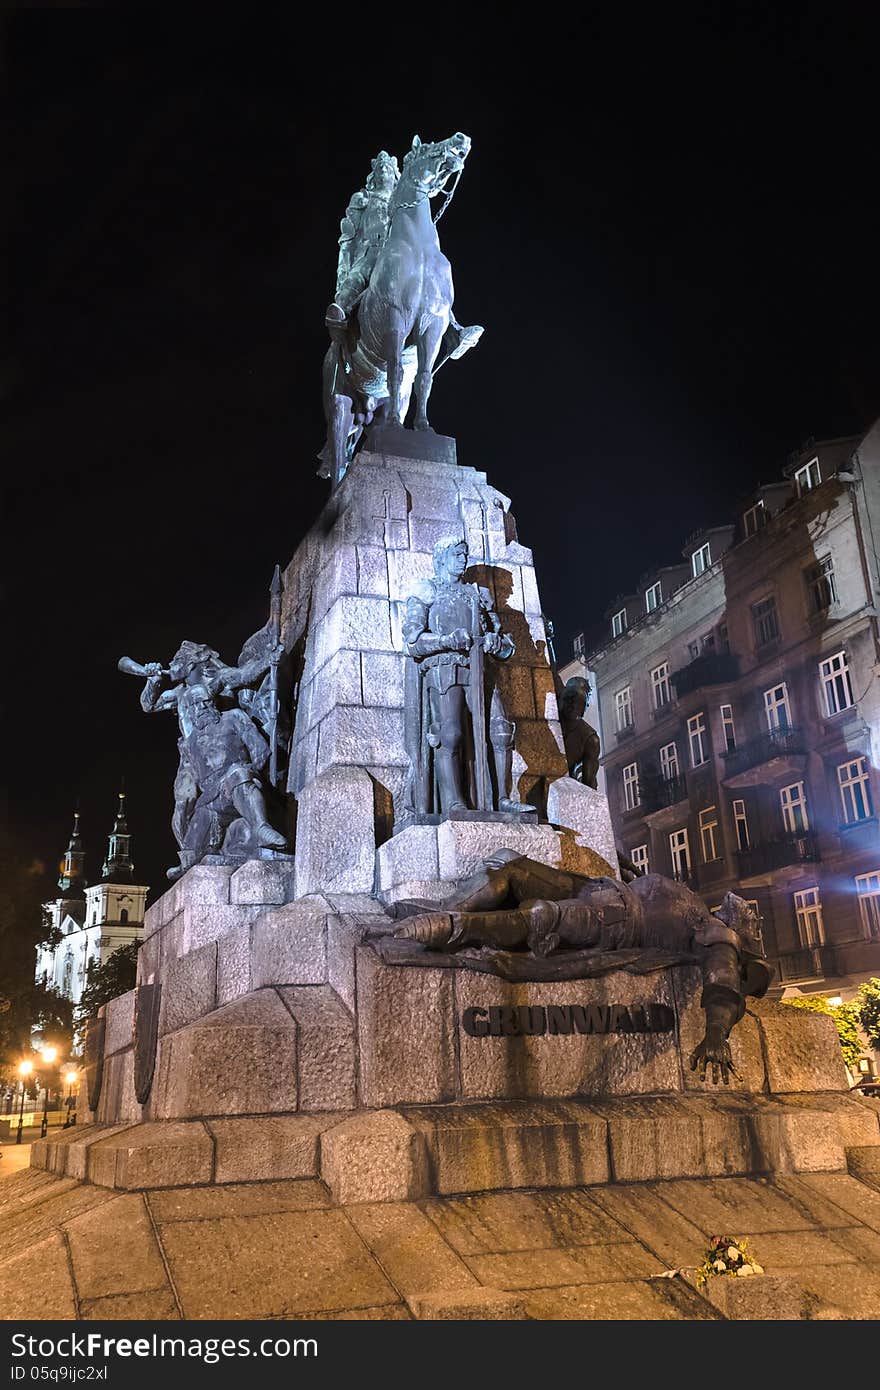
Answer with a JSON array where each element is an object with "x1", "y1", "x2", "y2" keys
[{"x1": 5, "y1": 9, "x2": 878, "y2": 907}]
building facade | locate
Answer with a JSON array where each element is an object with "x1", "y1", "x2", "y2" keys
[
  {"x1": 36, "y1": 792, "x2": 148, "y2": 1010},
  {"x1": 567, "y1": 419, "x2": 880, "y2": 1017}
]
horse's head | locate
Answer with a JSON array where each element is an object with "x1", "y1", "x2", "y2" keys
[{"x1": 399, "y1": 132, "x2": 472, "y2": 203}]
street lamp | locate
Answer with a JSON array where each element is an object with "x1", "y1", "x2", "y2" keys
[
  {"x1": 16, "y1": 1060, "x2": 33, "y2": 1144},
  {"x1": 63, "y1": 1070, "x2": 78, "y2": 1129},
  {"x1": 39, "y1": 1045, "x2": 58, "y2": 1139}
]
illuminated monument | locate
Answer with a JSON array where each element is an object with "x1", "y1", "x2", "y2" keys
[{"x1": 22, "y1": 135, "x2": 880, "y2": 1322}]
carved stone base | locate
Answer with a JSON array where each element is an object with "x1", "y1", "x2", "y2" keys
[{"x1": 361, "y1": 422, "x2": 457, "y2": 465}]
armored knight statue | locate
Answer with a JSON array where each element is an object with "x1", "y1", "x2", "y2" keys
[
  {"x1": 558, "y1": 675, "x2": 601, "y2": 790},
  {"x1": 401, "y1": 536, "x2": 532, "y2": 821},
  {"x1": 119, "y1": 590, "x2": 290, "y2": 879},
  {"x1": 319, "y1": 133, "x2": 484, "y2": 484},
  {"x1": 328, "y1": 150, "x2": 399, "y2": 326},
  {"x1": 392, "y1": 849, "x2": 771, "y2": 1084}
]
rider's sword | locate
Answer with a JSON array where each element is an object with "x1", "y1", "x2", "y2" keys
[{"x1": 267, "y1": 565, "x2": 283, "y2": 789}]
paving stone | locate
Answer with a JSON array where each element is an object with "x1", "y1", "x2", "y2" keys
[
  {"x1": 788, "y1": 1172, "x2": 880, "y2": 1233},
  {"x1": 407, "y1": 1288, "x2": 526, "y2": 1319},
  {"x1": 650, "y1": 1175, "x2": 818, "y2": 1235},
  {"x1": 321, "y1": 1110, "x2": 430, "y2": 1204},
  {"x1": 278, "y1": 985, "x2": 356, "y2": 1111},
  {"x1": 251, "y1": 899, "x2": 329, "y2": 988},
  {"x1": 79, "y1": 1289, "x2": 179, "y2": 1320},
  {"x1": 356, "y1": 947, "x2": 456, "y2": 1106},
  {"x1": 466, "y1": 1243, "x2": 661, "y2": 1289},
  {"x1": 160, "y1": 1208, "x2": 399, "y2": 1319},
  {"x1": 153, "y1": 990, "x2": 297, "y2": 1119},
  {"x1": 825, "y1": 1223, "x2": 880, "y2": 1263},
  {"x1": 778, "y1": 1262, "x2": 880, "y2": 1318},
  {"x1": 208, "y1": 1115, "x2": 331, "y2": 1184},
  {"x1": 0, "y1": 1180, "x2": 114, "y2": 1261},
  {"x1": 586, "y1": 1183, "x2": 723, "y2": 1268},
  {"x1": 521, "y1": 1278, "x2": 698, "y2": 1320},
  {"x1": 88, "y1": 1121, "x2": 214, "y2": 1190},
  {"x1": 748, "y1": 999, "x2": 849, "y2": 1093},
  {"x1": 345, "y1": 1202, "x2": 479, "y2": 1294},
  {"x1": 0, "y1": 1232, "x2": 77, "y2": 1318},
  {"x1": 65, "y1": 1192, "x2": 167, "y2": 1299},
  {"x1": 230, "y1": 859, "x2": 296, "y2": 905},
  {"x1": 406, "y1": 1101, "x2": 609, "y2": 1195},
  {"x1": 149, "y1": 1179, "x2": 330, "y2": 1222},
  {"x1": 312, "y1": 1304, "x2": 412, "y2": 1320},
  {"x1": 158, "y1": 941, "x2": 217, "y2": 1035},
  {"x1": 421, "y1": 1188, "x2": 628, "y2": 1255},
  {"x1": 748, "y1": 1228, "x2": 859, "y2": 1269},
  {"x1": 702, "y1": 1272, "x2": 822, "y2": 1320}
]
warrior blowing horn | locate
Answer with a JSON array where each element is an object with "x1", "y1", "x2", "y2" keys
[{"x1": 118, "y1": 657, "x2": 170, "y2": 678}]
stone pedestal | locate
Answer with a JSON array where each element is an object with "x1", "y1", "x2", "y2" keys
[{"x1": 280, "y1": 448, "x2": 569, "y2": 900}]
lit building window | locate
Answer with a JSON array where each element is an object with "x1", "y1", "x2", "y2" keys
[
  {"x1": 645, "y1": 581, "x2": 662, "y2": 613},
  {"x1": 660, "y1": 741, "x2": 679, "y2": 781},
  {"x1": 794, "y1": 457, "x2": 821, "y2": 496},
  {"x1": 855, "y1": 872, "x2": 880, "y2": 941},
  {"x1": 751, "y1": 594, "x2": 780, "y2": 648},
  {"x1": 631, "y1": 844, "x2": 649, "y2": 875},
  {"x1": 691, "y1": 543, "x2": 711, "y2": 577},
  {"x1": 742, "y1": 501, "x2": 765, "y2": 537},
  {"x1": 780, "y1": 781, "x2": 810, "y2": 834},
  {"x1": 623, "y1": 762, "x2": 640, "y2": 811},
  {"x1": 611, "y1": 609, "x2": 627, "y2": 638},
  {"x1": 793, "y1": 886, "x2": 825, "y2": 947},
  {"x1": 805, "y1": 556, "x2": 838, "y2": 613},
  {"x1": 732, "y1": 798, "x2": 750, "y2": 851},
  {"x1": 651, "y1": 662, "x2": 670, "y2": 709},
  {"x1": 838, "y1": 757, "x2": 874, "y2": 824},
  {"x1": 764, "y1": 682, "x2": 792, "y2": 731},
  {"x1": 615, "y1": 686, "x2": 633, "y2": 732},
  {"x1": 720, "y1": 703, "x2": 736, "y2": 751},
  {"x1": 688, "y1": 712, "x2": 709, "y2": 767},
  {"x1": 820, "y1": 650, "x2": 855, "y2": 716},
  {"x1": 699, "y1": 806, "x2": 720, "y2": 862},
  {"x1": 669, "y1": 827, "x2": 691, "y2": 880}
]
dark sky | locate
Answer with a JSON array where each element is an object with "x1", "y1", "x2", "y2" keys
[{"x1": 4, "y1": 8, "x2": 878, "y2": 904}]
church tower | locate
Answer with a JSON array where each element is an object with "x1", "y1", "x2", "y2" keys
[
  {"x1": 101, "y1": 786, "x2": 133, "y2": 882},
  {"x1": 58, "y1": 809, "x2": 87, "y2": 896}
]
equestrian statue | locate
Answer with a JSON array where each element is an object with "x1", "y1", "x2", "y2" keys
[{"x1": 319, "y1": 132, "x2": 483, "y2": 484}]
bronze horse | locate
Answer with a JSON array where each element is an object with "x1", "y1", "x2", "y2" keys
[{"x1": 320, "y1": 132, "x2": 482, "y2": 482}]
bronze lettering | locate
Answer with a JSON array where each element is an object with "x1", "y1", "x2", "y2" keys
[{"x1": 462, "y1": 1006, "x2": 489, "y2": 1037}]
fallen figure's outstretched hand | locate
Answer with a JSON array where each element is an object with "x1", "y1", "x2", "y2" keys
[{"x1": 689, "y1": 1025, "x2": 739, "y2": 1086}]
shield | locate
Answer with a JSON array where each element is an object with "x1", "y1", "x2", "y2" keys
[
  {"x1": 133, "y1": 983, "x2": 162, "y2": 1104},
  {"x1": 82, "y1": 1016, "x2": 106, "y2": 1111}
]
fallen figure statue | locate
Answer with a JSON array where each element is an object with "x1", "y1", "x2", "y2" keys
[{"x1": 378, "y1": 850, "x2": 771, "y2": 1085}]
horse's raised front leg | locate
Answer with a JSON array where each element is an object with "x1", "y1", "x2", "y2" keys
[
  {"x1": 384, "y1": 314, "x2": 406, "y2": 426},
  {"x1": 413, "y1": 319, "x2": 445, "y2": 431}
]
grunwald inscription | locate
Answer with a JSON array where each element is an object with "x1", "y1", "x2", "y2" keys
[{"x1": 462, "y1": 1003, "x2": 676, "y2": 1038}]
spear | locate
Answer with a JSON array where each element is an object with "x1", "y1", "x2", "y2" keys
[{"x1": 268, "y1": 565, "x2": 283, "y2": 789}]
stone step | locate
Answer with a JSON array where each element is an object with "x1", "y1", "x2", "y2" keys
[{"x1": 32, "y1": 1092, "x2": 879, "y2": 1197}]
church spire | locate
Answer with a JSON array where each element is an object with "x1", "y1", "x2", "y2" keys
[
  {"x1": 58, "y1": 807, "x2": 86, "y2": 895},
  {"x1": 101, "y1": 782, "x2": 134, "y2": 882}
]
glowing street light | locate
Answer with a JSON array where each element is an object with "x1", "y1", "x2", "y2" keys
[
  {"x1": 39, "y1": 1045, "x2": 58, "y2": 1140},
  {"x1": 63, "y1": 1070, "x2": 79, "y2": 1130},
  {"x1": 16, "y1": 1060, "x2": 33, "y2": 1145}
]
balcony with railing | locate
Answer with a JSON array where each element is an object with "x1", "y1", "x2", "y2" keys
[
  {"x1": 736, "y1": 830, "x2": 820, "y2": 879},
  {"x1": 722, "y1": 726, "x2": 808, "y2": 786},
  {"x1": 641, "y1": 773, "x2": 688, "y2": 814},
  {"x1": 776, "y1": 944, "x2": 837, "y2": 984},
  {"x1": 670, "y1": 650, "x2": 740, "y2": 699}
]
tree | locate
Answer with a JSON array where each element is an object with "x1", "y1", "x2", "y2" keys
[
  {"x1": 0, "y1": 822, "x2": 61, "y2": 1081},
  {"x1": 783, "y1": 994, "x2": 863, "y2": 1071},
  {"x1": 856, "y1": 978, "x2": 880, "y2": 1052},
  {"x1": 77, "y1": 942, "x2": 140, "y2": 1021}
]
